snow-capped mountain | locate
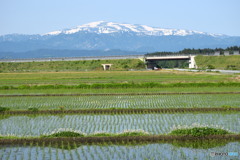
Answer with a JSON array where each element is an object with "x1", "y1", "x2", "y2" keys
[
  {"x1": 45, "y1": 21, "x2": 219, "y2": 37},
  {"x1": 0, "y1": 21, "x2": 239, "y2": 58}
]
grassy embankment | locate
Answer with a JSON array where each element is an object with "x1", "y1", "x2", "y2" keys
[
  {"x1": 1, "y1": 55, "x2": 239, "y2": 72},
  {"x1": 0, "y1": 59, "x2": 145, "y2": 72},
  {"x1": 195, "y1": 55, "x2": 240, "y2": 70}
]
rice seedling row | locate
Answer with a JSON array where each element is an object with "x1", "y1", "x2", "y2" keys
[
  {"x1": 1, "y1": 86, "x2": 239, "y2": 95},
  {"x1": 1, "y1": 91, "x2": 240, "y2": 97},
  {"x1": 1, "y1": 113, "x2": 239, "y2": 137},
  {"x1": 2, "y1": 108, "x2": 239, "y2": 116},
  {"x1": 1, "y1": 94, "x2": 239, "y2": 110}
]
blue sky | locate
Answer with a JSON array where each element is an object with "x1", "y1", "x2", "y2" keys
[{"x1": 1, "y1": 0, "x2": 240, "y2": 36}]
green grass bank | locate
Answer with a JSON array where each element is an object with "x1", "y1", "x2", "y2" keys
[
  {"x1": 195, "y1": 55, "x2": 240, "y2": 70},
  {"x1": 0, "y1": 59, "x2": 145, "y2": 72}
]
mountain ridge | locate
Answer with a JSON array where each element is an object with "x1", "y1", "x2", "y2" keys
[
  {"x1": 45, "y1": 21, "x2": 223, "y2": 37},
  {"x1": 0, "y1": 21, "x2": 239, "y2": 58}
]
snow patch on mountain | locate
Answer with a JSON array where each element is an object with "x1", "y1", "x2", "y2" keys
[{"x1": 45, "y1": 21, "x2": 221, "y2": 37}]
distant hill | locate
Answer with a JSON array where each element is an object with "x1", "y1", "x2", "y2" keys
[{"x1": 0, "y1": 21, "x2": 240, "y2": 58}]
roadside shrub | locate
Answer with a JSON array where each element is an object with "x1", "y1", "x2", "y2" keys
[
  {"x1": 135, "y1": 61, "x2": 145, "y2": 68},
  {"x1": 207, "y1": 64, "x2": 215, "y2": 69},
  {"x1": 123, "y1": 64, "x2": 129, "y2": 69},
  {"x1": 226, "y1": 65, "x2": 237, "y2": 70}
]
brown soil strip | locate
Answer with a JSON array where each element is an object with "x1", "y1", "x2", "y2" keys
[
  {"x1": 1, "y1": 92, "x2": 240, "y2": 97},
  {"x1": 1, "y1": 135, "x2": 239, "y2": 145},
  {"x1": 1, "y1": 108, "x2": 239, "y2": 115}
]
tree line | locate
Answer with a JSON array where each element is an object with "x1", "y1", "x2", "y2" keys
[{"x1": 146, "y1": 46, "x2": 240, "y2": 56}]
